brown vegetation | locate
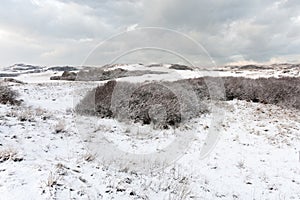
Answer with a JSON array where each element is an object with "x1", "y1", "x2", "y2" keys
[
  {"x1": 0, "y1": 83, "x2": 20, "y2": 105},
  {"x1": 76, "y1": 76, "x2": 300, "y2": 128},
  {"x1": 222, "y1": 77, "x2": 300, "y2": 109},
  {"x1": 76, "y1": 80, "x2": 207, "y2": 128}
]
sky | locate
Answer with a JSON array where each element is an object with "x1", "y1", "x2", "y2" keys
[{"x1": 0, "y1": 0, "x2": 299, "y2": 67}]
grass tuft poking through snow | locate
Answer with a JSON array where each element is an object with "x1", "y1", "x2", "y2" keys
[{"x1": 0, "y1": 148, "x2": 23, "y2": 163}]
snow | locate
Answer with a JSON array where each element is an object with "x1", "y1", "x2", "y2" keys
[
  {"x1": 0, "y1": 66, "x2": 299, "y2": 199},
  {"x1": 15, "y1": 71, "x2": 64, "y2": 83}
]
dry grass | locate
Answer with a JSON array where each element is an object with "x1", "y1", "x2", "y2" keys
[
  {"x1": 53, "y1": 120, "x2": 66, "y2": 134},
  {"x1": 6, "y1": 107, "x2": 48, "y2": 122},
  {"x1": 83, "y1": 153, "x2": 96, "y2": 162},
  {"x1": 46, "y1": 172, "x2": 58, "y2": 187},
  {"x1": 0, "y1": 148, "x2": 22, "y2": 163},
  {"x1": 237, "y1": 160, "x2": 245, "y2": 169}
]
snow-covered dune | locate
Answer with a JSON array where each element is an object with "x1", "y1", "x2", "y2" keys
[{"x1": 0, "y1": 64, "x2": 299, "y2": 199}]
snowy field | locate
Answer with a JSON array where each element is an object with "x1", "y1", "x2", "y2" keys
[{"x1": 0, "y1": 65, "x2": 300, "y2": 199}]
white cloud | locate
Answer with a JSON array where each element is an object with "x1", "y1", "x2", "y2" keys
[
  {"x1": 0, "y1": 0, "x2": 299, "y2": 66},
  {"x1": 126, "y1": 24, "x2": 138, "y2": 31}
]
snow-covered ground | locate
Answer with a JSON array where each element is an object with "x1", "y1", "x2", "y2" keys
[{"x1": 0, "y1": 66, "x2": 300, "y2": 199}]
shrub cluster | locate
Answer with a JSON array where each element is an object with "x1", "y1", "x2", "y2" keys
[
  {"x1": 223, "y1": 77, "x2": 300, "y2": 109},
  {"x1": 76, "y1": 80, "x2": 207, "y2": 128},
  {"x1": 183, "y1": 76, "x2": 300, "y2": 109},
  {"x1": 76, "y1": 76, "x2": 300, "y2": 128},
  {"x1": 0, "y1": 83, "x2": 20, "y2": 105}
]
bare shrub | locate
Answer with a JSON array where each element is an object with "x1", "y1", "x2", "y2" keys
[
  {"x1": 76, "y1": 80, "x2": 207, "y2": 128},
  {"x1": 3, "y1": 78, "x2": 25, "y2": 84},
  {"x1": 223, "y1": 77, "x2": 300, "y2": 109},
  {"x1": 185, "y1": 76, "x2": 299, "y2": 109},
  {"x1": 76, "y1": 76, "x2": 300, "y2": 128},
  {"x1": 0, "y1": 83, "x2": 20, "y2": 105},
  {"x1": 129, "y1": 83, "x2": 181, "y2": 126},
  {"x1": 75, "y1": 80, "x2": 117, "y2": 117}
]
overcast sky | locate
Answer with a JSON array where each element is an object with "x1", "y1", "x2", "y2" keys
[{"x1": 0, "y1": 0, "x2": 299, "y2": 67}]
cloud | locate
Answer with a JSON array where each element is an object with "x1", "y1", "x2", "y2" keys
[
  {"x1": 0, "y1": 0, "x2": 299, "y2": 67},
  {"x1": 140, "y1": 0, "x2": 300, "y2": 64}
]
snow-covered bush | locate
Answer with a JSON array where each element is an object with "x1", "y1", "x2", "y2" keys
[
  {"x1": 76, "y1": 80, "x2": 208, "y2": 128},
  {"x1": 76, "y1": 77, "x2": 300, "y2": 128},
  {"x1": 223, "y1": 77, "x2": 300, "y2": 109},
  {"x1": 0, "y1": 83, "x2": 20, "y2": 105},
  {"x1": 185, "y1": 76, "x2": 299, "y2": 109}
]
